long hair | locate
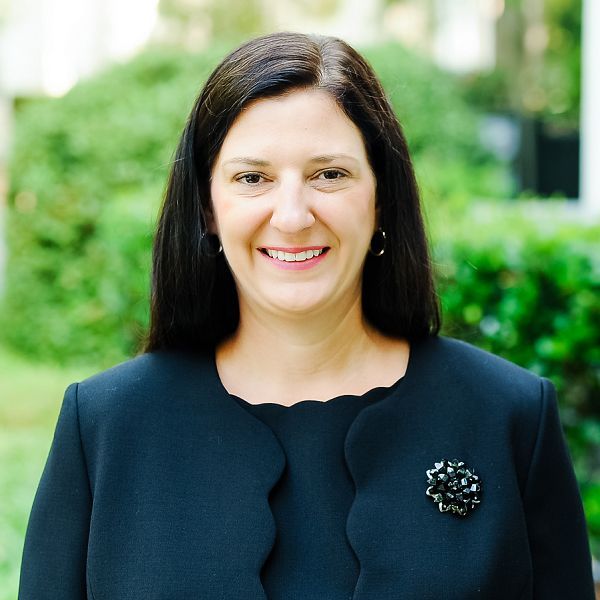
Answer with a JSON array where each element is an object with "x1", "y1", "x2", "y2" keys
[{"x1": 143, "y1": 31, "x2": 441, "y2": 353}]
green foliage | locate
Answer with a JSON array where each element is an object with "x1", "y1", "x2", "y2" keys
[
  {"x1": 205, "y1": 0, "x2": 266, "y2": 43},
  {"x1": 2, "y1": 48, "x2": 227, "y2": 365},
  {"x1": 158, "y1": 0, "x2": 268, "y2": 45},
  {"x1": 461, "y1": 0, "x2": 581, "y2": 126},
  {"x1": 542, "y1": 0, "x2": 582, "y2": 124},
  {"x1": 362, "y1": 43, "x2": 513, "y2": 203},
  {"x1": 434, "y1": 207, "x2": 599, "y2": 417},
  {"x1": 363, "y1": 43, "x2": 493, "y2": 164}
]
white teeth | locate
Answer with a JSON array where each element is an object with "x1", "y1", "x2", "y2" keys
[{"x1": 264, "y1": 248, "x2": 324, "y2": 262}]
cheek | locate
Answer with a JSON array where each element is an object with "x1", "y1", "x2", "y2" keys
[
  {"x1": 323, "y1": 187, "x2": 376, "y2": 236},
  {"x1": 210, "y1": 191, "x2": 270, "y2": 244},
  {"x1": 208, "y1": 185, "x2": 237, "y2": 234},
  {"x1": 208, "y1": 182, "x2": 222, "y2": 233}
]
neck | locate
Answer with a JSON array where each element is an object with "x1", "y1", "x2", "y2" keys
[{"x1": 216, "y1": 294, "x2": 394, "y2": 404}]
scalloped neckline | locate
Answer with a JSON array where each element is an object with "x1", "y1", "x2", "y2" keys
[{"x1": 211, "y1": 338, "x2": 418, "y2": 409}]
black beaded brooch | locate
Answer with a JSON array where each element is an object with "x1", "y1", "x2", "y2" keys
[{"x1": 426, "y1": 459, "x2": 482, "y2": 517}]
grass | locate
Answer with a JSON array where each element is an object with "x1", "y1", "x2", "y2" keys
[{"x1": 0, "y1": 344, "x2": 100, "y2": 600}]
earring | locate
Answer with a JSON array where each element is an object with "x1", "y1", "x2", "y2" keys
[
  {"x1": 369, "y1": 228, "x2": 386, "y2": 256},
  {"x1": 201, "y1": 232, "x2": 223, "y2": 257}
]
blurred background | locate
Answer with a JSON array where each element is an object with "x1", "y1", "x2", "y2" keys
[{"x1": 0, "y1": 0, "x2": 598, "y2": 596}]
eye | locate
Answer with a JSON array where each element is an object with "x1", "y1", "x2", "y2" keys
[
  {"x1": 316, "y1": 169, "x2": 347, "y2": 181},
  {"x1": 236, "y1": 173, "x2": 265, "y2": 185}
]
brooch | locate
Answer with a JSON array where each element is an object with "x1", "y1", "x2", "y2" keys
[{"x1": 426, "y1": 459, "x2": 482, "y2": 517}]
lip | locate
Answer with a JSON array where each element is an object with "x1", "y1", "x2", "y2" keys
[
  {"x1": 258, "y1": 246, "x2": 328, "y2": 253},
  {"x1": 257, "y1": 247, "x2": 330, "y2": 271}
]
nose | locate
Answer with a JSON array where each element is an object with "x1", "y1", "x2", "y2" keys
[{"x1": 269, "y1": 179, "x2": 315, "y2": 233}]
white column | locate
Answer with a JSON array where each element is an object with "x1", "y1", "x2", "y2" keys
[{"x1": 580, "y1": 0, "x2": 600, "y2": 217}]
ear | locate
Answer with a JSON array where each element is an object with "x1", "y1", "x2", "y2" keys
[
  {"x1": 204, "y1": 204, "x2": 219, "y2": 235},
  {"x1": 374, "y1": 201, "x2": 381, "y2": 230}
]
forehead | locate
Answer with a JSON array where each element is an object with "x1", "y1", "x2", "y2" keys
[{"x1": 216, "y1": 88, "x2": 368, "y2": 161}]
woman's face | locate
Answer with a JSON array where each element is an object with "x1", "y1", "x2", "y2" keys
[{"x1": 209, "y1": 88, "x2": 377, "y2": 319}]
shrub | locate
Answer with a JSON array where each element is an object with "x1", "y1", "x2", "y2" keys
[
  {"x1": 365, "y1": 43, "x2": 514, "y2": 205},
  {"x1": 1, "y1": 48, "x2": 224, "y2": 365},
  {"x1": 433, "y1": 205, "x2": 599, "y2": 417}
]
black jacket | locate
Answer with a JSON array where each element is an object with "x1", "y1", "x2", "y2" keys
[{"x1": 19, "y1": 335, "x2": 595, "y2": 599}]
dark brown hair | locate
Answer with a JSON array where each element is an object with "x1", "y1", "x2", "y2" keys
[{"x1": 143, "y1": 31, "x2": 440, "y2": 353}]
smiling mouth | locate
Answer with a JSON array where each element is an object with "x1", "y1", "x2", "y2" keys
[{"x1": 259, "y1": 247, "x2": 330, "y2": 263}]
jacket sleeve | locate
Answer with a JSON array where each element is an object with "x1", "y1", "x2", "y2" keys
[
  {"x1": 522, "y1": 378, "x2": 595, "y2": 599},
  {"x1": 18, "y1": 383, "x2": 91, "y2": 599}
]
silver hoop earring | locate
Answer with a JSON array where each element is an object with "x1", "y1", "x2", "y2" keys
[
  {"x1": 369, "y1": 228, "x2": 386, "y2": 257},
  {"x1": 201, "y1": 233, "x2": 223, "y2": 257}
]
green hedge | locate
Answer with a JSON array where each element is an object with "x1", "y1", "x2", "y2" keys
[
  {"x1": 2, "y1": 48, "x2": 224, "y2": 364},
  {"x1": 434, "y1": 207, "x2": 598, "y2": 417}
]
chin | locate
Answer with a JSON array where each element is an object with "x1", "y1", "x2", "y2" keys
[
  {"x1": 270, "y1": 301, "x2": 326, "y2": 316},
  {"x1": 264, "y1": 293, "x2": 332, "y2": 317}
]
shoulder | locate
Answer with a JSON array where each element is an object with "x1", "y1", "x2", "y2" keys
[
  {"x1": 413, "y1": 335, "x2": 552, "y2": 425},
  {"x1": 418, "y1": 334, "x2": 544, "y2": 390},
  {"x1": 81, "y1": 348, "x2": 214, "y2": 384},
  {"x1": 73, "y1": 350, "x2": 217, "y2": 426},
  {"x1": 422, "y1": 335, "x2": 534, "y2": 373}
]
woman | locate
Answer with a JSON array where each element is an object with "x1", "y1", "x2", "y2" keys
[{"x1": 19, "y1": 32, "x2": 594, "y2": 599}]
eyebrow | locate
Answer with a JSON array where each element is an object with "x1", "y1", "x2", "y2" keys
[
  {"x1": 221, "y1": 154, "x2": 360, "y2": 167},
  {"x1": 222, "y1": 157, "x2": 270, "y2": 167},
  {"x1": 310, "y1": 154, "x2": 359, "y2": 165}
]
